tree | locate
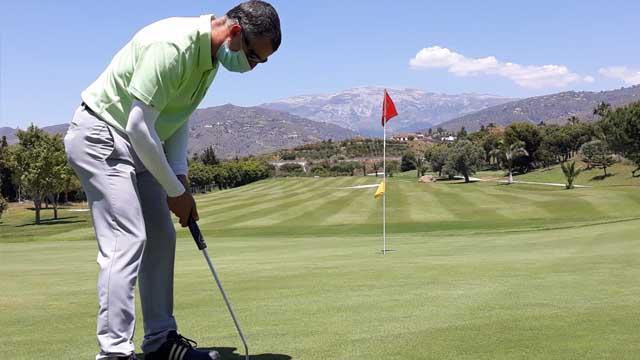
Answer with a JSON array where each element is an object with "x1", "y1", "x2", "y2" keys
[
  {"x1": 211, "y1": 166, "x2": 229, "y2": 190},
  {"x1": 479, "y1": 127, "x2": 504, "y2": 169},
  {"x1": 0, "y1": 182, "x2": 7, "y2": 220},
  {"x1": 279, "y1": 163, "x2": 305, "y2": 176},
  {"x1": 534, "y1": 146, "x2": 555, "y2": 169},
  {"x1": 360, "y1": 161, "x2": 367, "y2": 176},
  {"x1": 59, "y1": 164, "x2": 82, "y2": 203},
  {"x1": 400, "y1": 152, "x2": 417, "y2": 172},
  {"x1": 456, "y1": 126, "x2": 468, "y2": 139},
  {"x1": 7, "y1": 125, "x2": 64, "y2": 224},
  {"x1": 565, "y1": 122, "x2": 595, "y2": 157},
  {"x1": 0, "y1": 194, "x2": 6, "y2": 220},
  {"x1": 280, "y1": 152, "x2": 296, "y2": 161},
  {"x1": 330, "y1": 162, "x2": 357, "y2": 176},
  {"x1": 504, "y1": 123, "x2": 542, "y2": 172},
  {"x1": 539, "y1": 125, "x2": 571, "y2": 162},
  {"x1": 561, "y1": 161, "x2": 582, "y2": 189},
  {"x1": 490, "y1": 140, "x2": 528, "y2": 184},
  {"x1": 567, "y1": 115, "x2": 580, "y2": 125},
  {"x1": 48, "y1": 135, "x2": 71, "y2": 219},
  {"x1": 0, "y1": 136, "x2": 17, "y2": 201},
  {"x1": 373, "y1": 160, "x2": 383, "y2": 177},
  {"x1": 581, "y1": 140, "x2": 615, "y2": 177},
  {"x1": 411, "y1": 156, "x2": 428, "y2": 178},
  {"x1": 580, "y1": 140, "x2": 605, "y2": 170},
  {"x1": 201, "y1": 146, "x2": 219, "y2": 166},
  {"x1": 444, "y1": 140, "x2": 485, "y2": 183},
  {"x1": 387, "y1": 160, "x2": 400, "y2": 176},
  {"x1": 593, "y1": 101, "x2": 611, "y2": 118},
  {"x1": 425, "y1": 144, "x2": 448, "y2": 177},
  {"x1": 592, "y1": 152, "x2": 615, "y2": 177},
  {"x1": 598, "y1": 102, "x2": 640, "y2": 177},
  {"x1": 188, "y1": 161, "x2": 214, "y2": 192}
]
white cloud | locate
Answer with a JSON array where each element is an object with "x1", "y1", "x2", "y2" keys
[
  {"x1": 598, "y1": 66, "x2": 640, "y2": 85},
  {"x1": 409, "y1": 46, "x2": 592, "y2": 89}
]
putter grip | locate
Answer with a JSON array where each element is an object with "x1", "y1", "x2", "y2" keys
[{"x1": 187, "y1": 217, "x2": 207, "y2": 250}]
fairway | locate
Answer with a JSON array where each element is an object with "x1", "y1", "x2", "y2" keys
[{"x1": 1, "y1": 177, "x2": 639, "y2": 359}]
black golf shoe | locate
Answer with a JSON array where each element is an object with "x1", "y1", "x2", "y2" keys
[{"x1": 144, "y1": 331, "x2": 219, "y2": 360}]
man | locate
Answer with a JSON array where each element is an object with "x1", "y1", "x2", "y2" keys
[{"x1": 63, "y1": 2, "x2": 281, "y2": 359}]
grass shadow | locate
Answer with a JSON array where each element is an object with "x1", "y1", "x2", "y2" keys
[
  {"x1": 447, "y1": 180, "x2": 480, "y2": 185},
  {"x1": 591, "y1": 173, "x2": 615, "y2": 181},
  {"x1": 15, "y1": 216, "x2": 85, "y2": 227},
  {"x1": 137, "y1": 347, "x2": 292, "y2": 360},
  {"x1": 496, "y1": 182, "x2": 514, "y2": 186}
]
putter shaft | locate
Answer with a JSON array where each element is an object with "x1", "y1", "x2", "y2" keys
[{"x1": 188, "y1": 219, "x2": 249, "y2": 360}]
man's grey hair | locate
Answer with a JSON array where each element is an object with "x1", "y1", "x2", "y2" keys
[{"x1": 226, "y1": 1, "x2": 281, "y2": 51}]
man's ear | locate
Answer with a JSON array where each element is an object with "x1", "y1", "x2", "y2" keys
[{"x1": 229, "y1": 23, "x2": 242, "y2": 38}]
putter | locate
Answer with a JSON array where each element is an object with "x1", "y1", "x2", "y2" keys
[{"x1": 188, "y1": 217, "x2": 250, "y2": 360}]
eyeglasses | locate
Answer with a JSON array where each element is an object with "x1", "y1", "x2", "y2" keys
[{"x1": 241, "y1": 30, "x2": 268, "y2": 64}]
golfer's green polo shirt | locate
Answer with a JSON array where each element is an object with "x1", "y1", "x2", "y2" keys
[{"x1": 82, "y1": 14, "x2": 218, "y2": 141}]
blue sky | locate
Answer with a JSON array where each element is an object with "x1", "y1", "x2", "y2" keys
[{"x1": 2, "y1": 0, "x2": 639, "y2": 128}]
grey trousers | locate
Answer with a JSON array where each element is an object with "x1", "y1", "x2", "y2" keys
[{"x1": 64, "y1": 106, "x2": 178, "y2": 359}]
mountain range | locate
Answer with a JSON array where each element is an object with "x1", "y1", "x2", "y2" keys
[
  {"x1": 3, "y1": 85, "x2": 640, "y2": 158},
  {"x1": 438, "y1": 85, "x2": 640, "y2": 132},
  {"x1": 260, "y1": 86, "x2": 516, "y2": 135},
  {"x1": 186, "y1": 104, "x2": 356, "y2": 158},
  {"x1": 1, "y1": 124, "x2": 69, "y2": 144},
  {"x1": 1, "y1": 105, "x2": 356, "y2": 159}
]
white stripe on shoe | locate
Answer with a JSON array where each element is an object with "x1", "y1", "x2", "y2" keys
[
  {"x1": 178, "y1": 346, "x2": 187, "y2": 360},
  {"x1": 169, "y1": 343, "x2": 178, "y2": 360}
]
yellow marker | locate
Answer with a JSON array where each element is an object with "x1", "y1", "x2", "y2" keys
[{"x1": 374, "y1": 181, "x2": 385, "y2": 199}]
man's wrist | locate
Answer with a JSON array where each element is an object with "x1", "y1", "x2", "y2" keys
[
  {"x1": 166, "y1": 180, "x2": 186, "y2": 197},
  {"x1": 177, "y1": 175, "x2": 189, "y2": 190}
]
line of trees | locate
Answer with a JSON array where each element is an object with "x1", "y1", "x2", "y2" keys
[
  {"x1": 188, "y1": 146, "x2": 271, "y2": 193},
  {"x1": 404, "y1": 101, "x2": 640, "y2": 185},
  {"x1": 275, "y1": 159, "x2": 401, "y2": 178},
  {"x1": 277, "y1": 138, "x2": 410, "y2": 160}
]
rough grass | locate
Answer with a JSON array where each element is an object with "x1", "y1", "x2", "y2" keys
[{"x1": 1, "y1": 176, "x2": 639, "y2": 359}]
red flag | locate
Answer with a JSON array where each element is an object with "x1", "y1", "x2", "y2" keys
[{"x1": 381, "y1": 89, "x2": 398, "y2": 127}]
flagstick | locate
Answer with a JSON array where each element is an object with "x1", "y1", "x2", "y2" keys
[{"x1": 382, "y1": 94, "x2": 387, "y2": 255}]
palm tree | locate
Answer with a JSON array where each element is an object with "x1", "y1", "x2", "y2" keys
[
  {"x1": 490, "y1": 140, "x2": 528, "y2": 184},
  {"x1": 412, "y1": 156, "x2": 428, "y2": 179},
  {"x1": 593, "y1": 101, "x2": 611, "y2": 118},
  {"x1": 567, "y1": 115, "x2": 580, "y2": 125},
  {"x1": 561, "y1": 161, "x2": 582, "y2": 189}
]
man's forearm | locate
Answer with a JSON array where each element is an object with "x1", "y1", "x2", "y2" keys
[
  {"x1": 165, "y1": 121, "x2": 189, "y2": 176},
  {"x1": 125, "y1": 101, "x2": 185, "y2": 197}
]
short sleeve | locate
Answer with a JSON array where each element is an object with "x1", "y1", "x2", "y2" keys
[{"x1": 128, "y1": 43, "x2": 185, "y2": 111}]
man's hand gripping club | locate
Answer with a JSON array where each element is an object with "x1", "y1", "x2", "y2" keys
[{"x1": 167, "y1": 175, "x2": 199, "y2": 227}]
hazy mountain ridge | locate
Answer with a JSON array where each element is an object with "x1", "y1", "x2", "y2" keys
[
  {"x1": 1, "y1": 124, "x2": 71, "y2": 143},
  {"x1": 260, "y1": 86, "x2": 517, "y2": 135},
  {"x1": 438, "y1": 85, "x2": 640, "y2": 132},
  {"x1": 2, "y1": 105, "x2": 356, "y2": 159},
  {"x1": 187, "y1": 104, "x2": 357, "y2": 158}
]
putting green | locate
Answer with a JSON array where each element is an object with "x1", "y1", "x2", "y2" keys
[{"x1": 1, "y1": 177, "x2": 639, "y2": 359}]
